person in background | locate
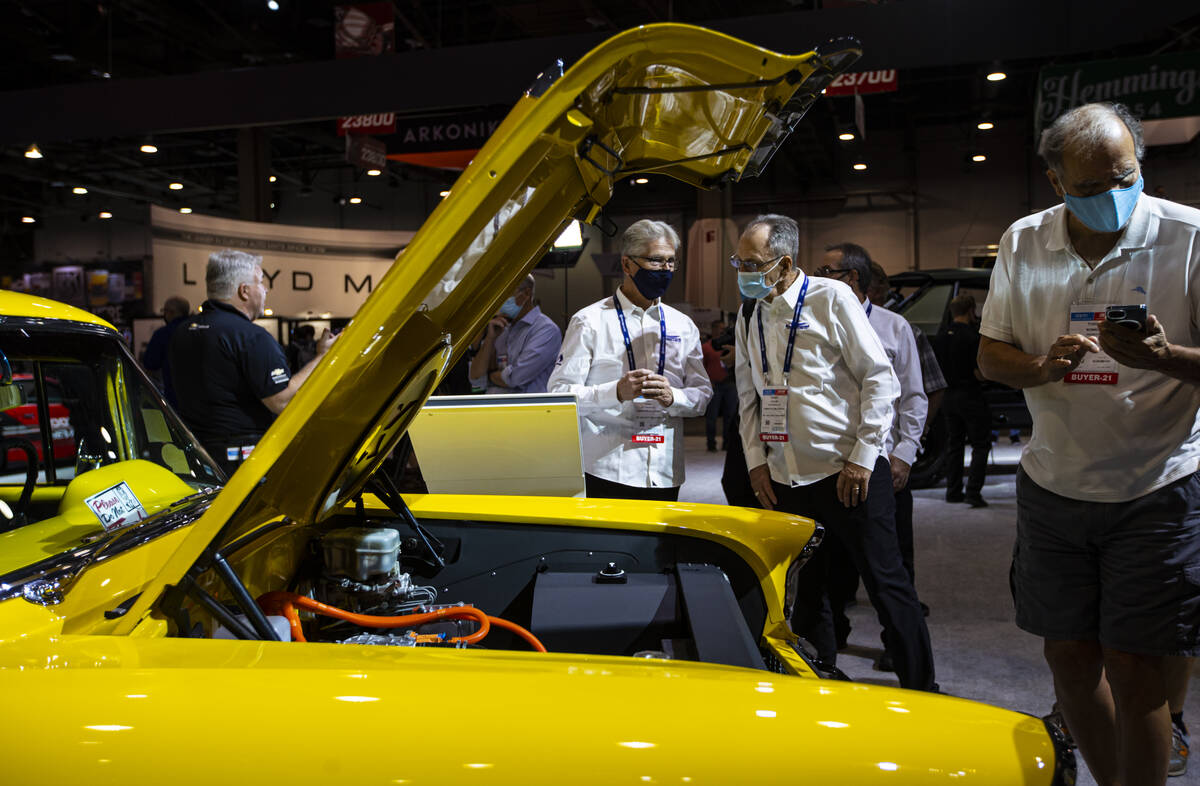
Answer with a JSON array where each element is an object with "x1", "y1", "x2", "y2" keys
[
  {"x1": 818, "y1": 243, "x2": 931, "y2": 672},
  {"x1": 702, "y1": 318, "x2": 737, "y2": 451},
  {"x1": 286, "y1": 324, "x2": 317, "y2": 375},
  {"x1": 170, "y1": 249, "x2": 334, "y2": 477},
  {"x1": 549, "y1": 219, "x2": 711, "y2": 501},
  {"x1": 470, "y1": 274, "x2": 562, "y2": 394},
  {"x1": 141, "y1": 295, "x2": 190, "y2": 407},
  {"x1": 733, "y1": 213, "x2": 935, "y2": 691},
  {"x1": 979, "y1": 101, "x2": 1200, "y2": 784},
  {"x1": 940, "y1": 294, "x2": 991, "y2": 507}
]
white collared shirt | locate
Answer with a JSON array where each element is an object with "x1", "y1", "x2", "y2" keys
[
  {"x1": 866, "y1": 300, "x2": 928, "y2": 466},
  {"x1": 735, "y1": 271, "x2": 899, "y2": 486},
  {"x1": 981, "y1": 194, "x2": 1200, "y2": 502},
  {"x1": 548, "y1": 288, "x2": 712, "y2": 488}
]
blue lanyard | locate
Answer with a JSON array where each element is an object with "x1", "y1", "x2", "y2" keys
[
  {"x1": 614, "y1": 295, "x2": 666, "y2": 375},
  {"x1": 756, "y1": 274, "x2": 809, "y2": 381},
  {"x1": 865, "y1": 301, "x2": 873, "y2": 317}
]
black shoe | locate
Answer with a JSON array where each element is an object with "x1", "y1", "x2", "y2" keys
[
  {"x1": 706, "y1": 443, "x2": 716, "y2": 453},
  {"x1": 965, "y1": 494, "x2": 989, "y2": 508},
  {"x1": 945, "y1": 492, "x2": 965, "y2": 503},
  {"x1": 874, "y1": 652, "x2": 895, "y2": 672},
  {"x1": 1009, "y1": 435, "x2": 1021, "y2": 444}
]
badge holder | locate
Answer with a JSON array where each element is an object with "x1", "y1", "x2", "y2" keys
[{"x1": 1066, "y1": 302, "x2": 1121, "y2": 385}]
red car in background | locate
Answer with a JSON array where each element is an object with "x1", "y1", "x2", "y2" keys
[{"x1": 0, "y1": 374, "x2": 75, "y2": 468}]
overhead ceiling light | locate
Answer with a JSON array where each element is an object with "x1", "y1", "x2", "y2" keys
[
  {"x1": 633, "y1": 177, "x2": 649, "y2": 185},
  {"x1": 977, "y1": 121, "x2": 995, "y2": 131},
  {"x1": 21, "y1": 216, "x2": 36, "y2": 224},
  {"x1": 986, "y1": 71, "x2": 1006, "y2": 82},
  {"x1": 838, "y1": 132, "x2": 855, "y2": 141},
  {"x1": 972, "y1": 154, "x2": 987, "y2": 162},
  {"x1": 24, "y1": 144, "x2": 43, "y2": 159},
  {"x1": 179, "y1": 207, "x2": 193, "y2": 214},
  {"x1": 72, "y1": 186, "x2": 88, "y2": 195},
  {"x1": 852, "y1": 163, "x2": 868, "y2": 171},
  {"x1": 348, "y1": 196, "x2": 363, "y2": 204},
  {"x1": 439, "y1": 190, "x2": 450, "y2": 197},
  {"x1": 263, "y1": 308, "x2": 274, "y2": 316},
  {"x1": 168, "y1": 182, "x2": 183, "y2": 190},
  {"x1": 366, "y1": 168, "x2": 382, "y2": 177},
  {"x1": 270, "y1": 202, "x2": 276, "y2": 209},
  {"x1": 98, "y1": 211, "x2": 113, "y2": 219},
  {"x1": 269, "y1": 175, "x2": 277, "y2": 183},
  {"x1": 140, "y1": 143, "x2": 158, "y2": 154},
  {"x1": 267, "y1": 0, "x2": 280, "y2": 9}
]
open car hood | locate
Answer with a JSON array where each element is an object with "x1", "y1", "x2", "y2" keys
[{"x1": 153, "y1": 23, "x2": 859, "y2": 573}]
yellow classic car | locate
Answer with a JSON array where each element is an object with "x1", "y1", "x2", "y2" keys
[{"x1": 0, "y1": 24, "x2": 1074, "y2": 785}]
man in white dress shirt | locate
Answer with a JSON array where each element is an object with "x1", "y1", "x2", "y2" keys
[
  {"x1": 733, "y1": 214, "x2": 935, "y2": 691},
  {"x1": 979, "y1": 102, "x2": 1200, "y2": 783},
  {"x1": 548, "y1": 219, "x2": 711, "y2": 501}
]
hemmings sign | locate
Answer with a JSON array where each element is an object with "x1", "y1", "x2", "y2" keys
[
  {"x1": 1036, "y1": 51, "x2": 1200, "y2": 133},
  {"x1": 824, "y1": 70, "x2": 898, "y2": 97}
]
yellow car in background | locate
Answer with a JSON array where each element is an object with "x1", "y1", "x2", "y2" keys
[{"x1": 0, "y1": 24, "x2": 1073, "y2": 784}]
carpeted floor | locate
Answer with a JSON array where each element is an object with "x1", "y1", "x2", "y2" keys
[{"x1": 678, "y1": 435, "x2": 1200, "y2": 785}]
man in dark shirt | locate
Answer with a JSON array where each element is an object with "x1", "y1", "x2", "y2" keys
[
  {"x1": 169, "y1": 249, "x2": 334, "y2": 476},
  {"x1": 141, "y1": 296, "x2": 190, "y2": 407},
  {"x1": 938, "y1": 293, "x2": 991, "y2": 506}
]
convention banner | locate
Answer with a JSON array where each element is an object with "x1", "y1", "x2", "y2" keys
[
  {"x1": 1035, "y1": 51, "x2": 1200, "y2": 133},
  {"x1": 149, "y1": 205, "x2": 414, "y2": 318}
]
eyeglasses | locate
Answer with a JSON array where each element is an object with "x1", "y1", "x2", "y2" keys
[
  {"x1": 729, "y1": 254, "x2": 784, "y2": 272},
  {"x1": 628, "y1": 255, "x2": 678, "y2": 271},
  {"x1": 815, "y1": 265, "x2": 853, "y2": 279}
]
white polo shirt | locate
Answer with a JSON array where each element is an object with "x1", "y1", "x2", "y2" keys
[
  {"x1": 735, "y1": 271, "x2": 899, "y2": 486},
  {"x1": 548, "y1": 288, "x2": 712, "y2": 488},
  {"x1": 867, "y1": 301, "x2": 928, "y2": 466},
  {"x1": 980, "y1": 194, "x2": 1200, "y2": 502}
]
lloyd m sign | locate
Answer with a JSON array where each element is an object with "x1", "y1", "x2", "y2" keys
[
  {"x1": 1036, "y1": 51, "x2": 1200, "y2": 134},
  {"x1": 148, "y1": 205, "x2": 414, "y2": 318}
]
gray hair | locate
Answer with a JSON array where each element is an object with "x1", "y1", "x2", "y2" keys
[
  {"x1": 743, "y1": 214, "x2": 799, "y2": 260},
  {"x1": 621, "y1": 219, "x2": 680, "y2": 258},
  {"x1": 517, "y1": 273, "x2": 535, "y2": 296},
  {"x1": 1038, "y1": 102, "x2": 1145, "y2": 176},
  {"x1": 206, "y1": 249, "x2": 263, "y2": 300}
]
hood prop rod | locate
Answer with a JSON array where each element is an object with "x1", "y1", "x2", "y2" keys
[{"x1": 369, "y1": 474, "x2": 446, "y2": 569}]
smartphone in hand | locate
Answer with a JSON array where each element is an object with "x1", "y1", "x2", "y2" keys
[{"x1": 1104, "y1": 304, "x2": 1148, "y2": 333}]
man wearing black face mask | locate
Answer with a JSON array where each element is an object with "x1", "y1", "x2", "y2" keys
[
  {"x1": 549, "y1": 219, "x2": 711, "y2": 501},
  {"x1": 980, "y1": 102, "x2": 1200, "y2": 784}
]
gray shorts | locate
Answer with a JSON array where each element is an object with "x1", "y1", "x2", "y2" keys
[{"x1": 1013, "y1": 466, "x2": 1200, "y2": 656}]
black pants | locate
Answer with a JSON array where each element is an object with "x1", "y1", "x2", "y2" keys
[
  {"x1": 585, "y1": 473, "x2": 680, "y2": 502},
  {"x1": 705, "y1": 379, "x2": 737, "y2": 449},
  {"x1": 783, "y1": 456, "x2": 936, "y2": 691},
  {"x1": 944, "y1": 388, "x2": 991, "y2": 496},
  {"x1": 200, "y1": 434, "x2": 263, "y2": 480}
]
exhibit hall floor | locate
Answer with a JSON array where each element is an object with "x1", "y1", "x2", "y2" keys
[{"x1": 679, "y1": 436, "x2": 1200, "y2": 786}]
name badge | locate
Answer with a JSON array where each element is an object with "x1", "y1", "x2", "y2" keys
[
  {"x1": 759, "y1": 387, "x2": 789, "y2": 442},
  {"x1": 632, "y1": 397, "x2": 666, "y2": 444},
  {"x1": 1065, "y1": 303, "x2": 1119, "y2": 385}
]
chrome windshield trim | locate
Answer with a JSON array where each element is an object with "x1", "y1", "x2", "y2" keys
[{"x1": 0, "y1": 491, "x2": 216, "y2": 604}]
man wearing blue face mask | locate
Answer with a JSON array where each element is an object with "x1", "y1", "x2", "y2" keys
[
  {"x1": 469, "y1": 274, "x2": 562, "y2": 394},
  {"x1": 980, "y1": 102, "x2": 1200, "y2": 784},
  {"x1": 549, "y1": 219, "x2": 711, "y2": 501}
]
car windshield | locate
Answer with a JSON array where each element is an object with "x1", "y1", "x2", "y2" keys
[{"x1": 0, "y1": 326, "x2": 222, "y2": 508}]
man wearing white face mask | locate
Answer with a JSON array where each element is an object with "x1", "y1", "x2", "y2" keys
[
  {"x1": 470, "y1": 274, "x2": 562, "y2": 394},
  {"x1": 732, "y1": 214, "x2": 936, "y2": 692},
  {"x1": 980, "y1": 102, "x2": 1200, "y2": 785},
  {"x1": 549, "y1": 219, "x2": 711, "y2": 501}
]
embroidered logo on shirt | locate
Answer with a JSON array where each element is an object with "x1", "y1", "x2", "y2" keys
[
  {"x1": 270, "y1": 367, "x2": 289, "y2": 385},
  {"x1": 665, "y1": 334, "x2": 681, "y2": 342},
  {"x1": 1132, "y1": 286, "x2": 1147, "y2": 294}
]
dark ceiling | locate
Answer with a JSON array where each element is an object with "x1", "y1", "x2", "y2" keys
[{"x1": 2, "y1": 0, "x2": 1198, "y2": 261}]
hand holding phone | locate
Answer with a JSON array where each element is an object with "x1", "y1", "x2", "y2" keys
[{"x1": 1105, "y1": 304, "x2": 1148, "y2": 333}]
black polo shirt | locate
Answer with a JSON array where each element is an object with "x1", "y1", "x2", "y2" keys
[{"x1": 168, "y1": 299, "x2": 290, "y2": 443}]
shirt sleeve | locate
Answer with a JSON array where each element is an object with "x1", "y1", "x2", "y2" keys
[
  {"x1": 980, "y1": 228, "x2": 1016, "y2": 345},
  {"x1": 833, "y1": 291, "x2": 898, "y2": 470},
  {"x1": 889, "y1": 320, "x2": 929, "y2": 466},
  {"x1": 242, "y1": 329, "x2": 291, "y2": 400},
  {"x1": 502, "y1": 319, "x2": 563, "y2": 389},
  {"x1": 666, "y1": 320, "x2": 712, "y2": 417},
  {"x1": 547, "y1": 313, "x2": 620, "y2": 412},
  {"x1": 734, "y1": 305, "x2": 767, "y2": 470},
  {"x1": 912, "y1": 327, "x2": 948, "y2": 394}
]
